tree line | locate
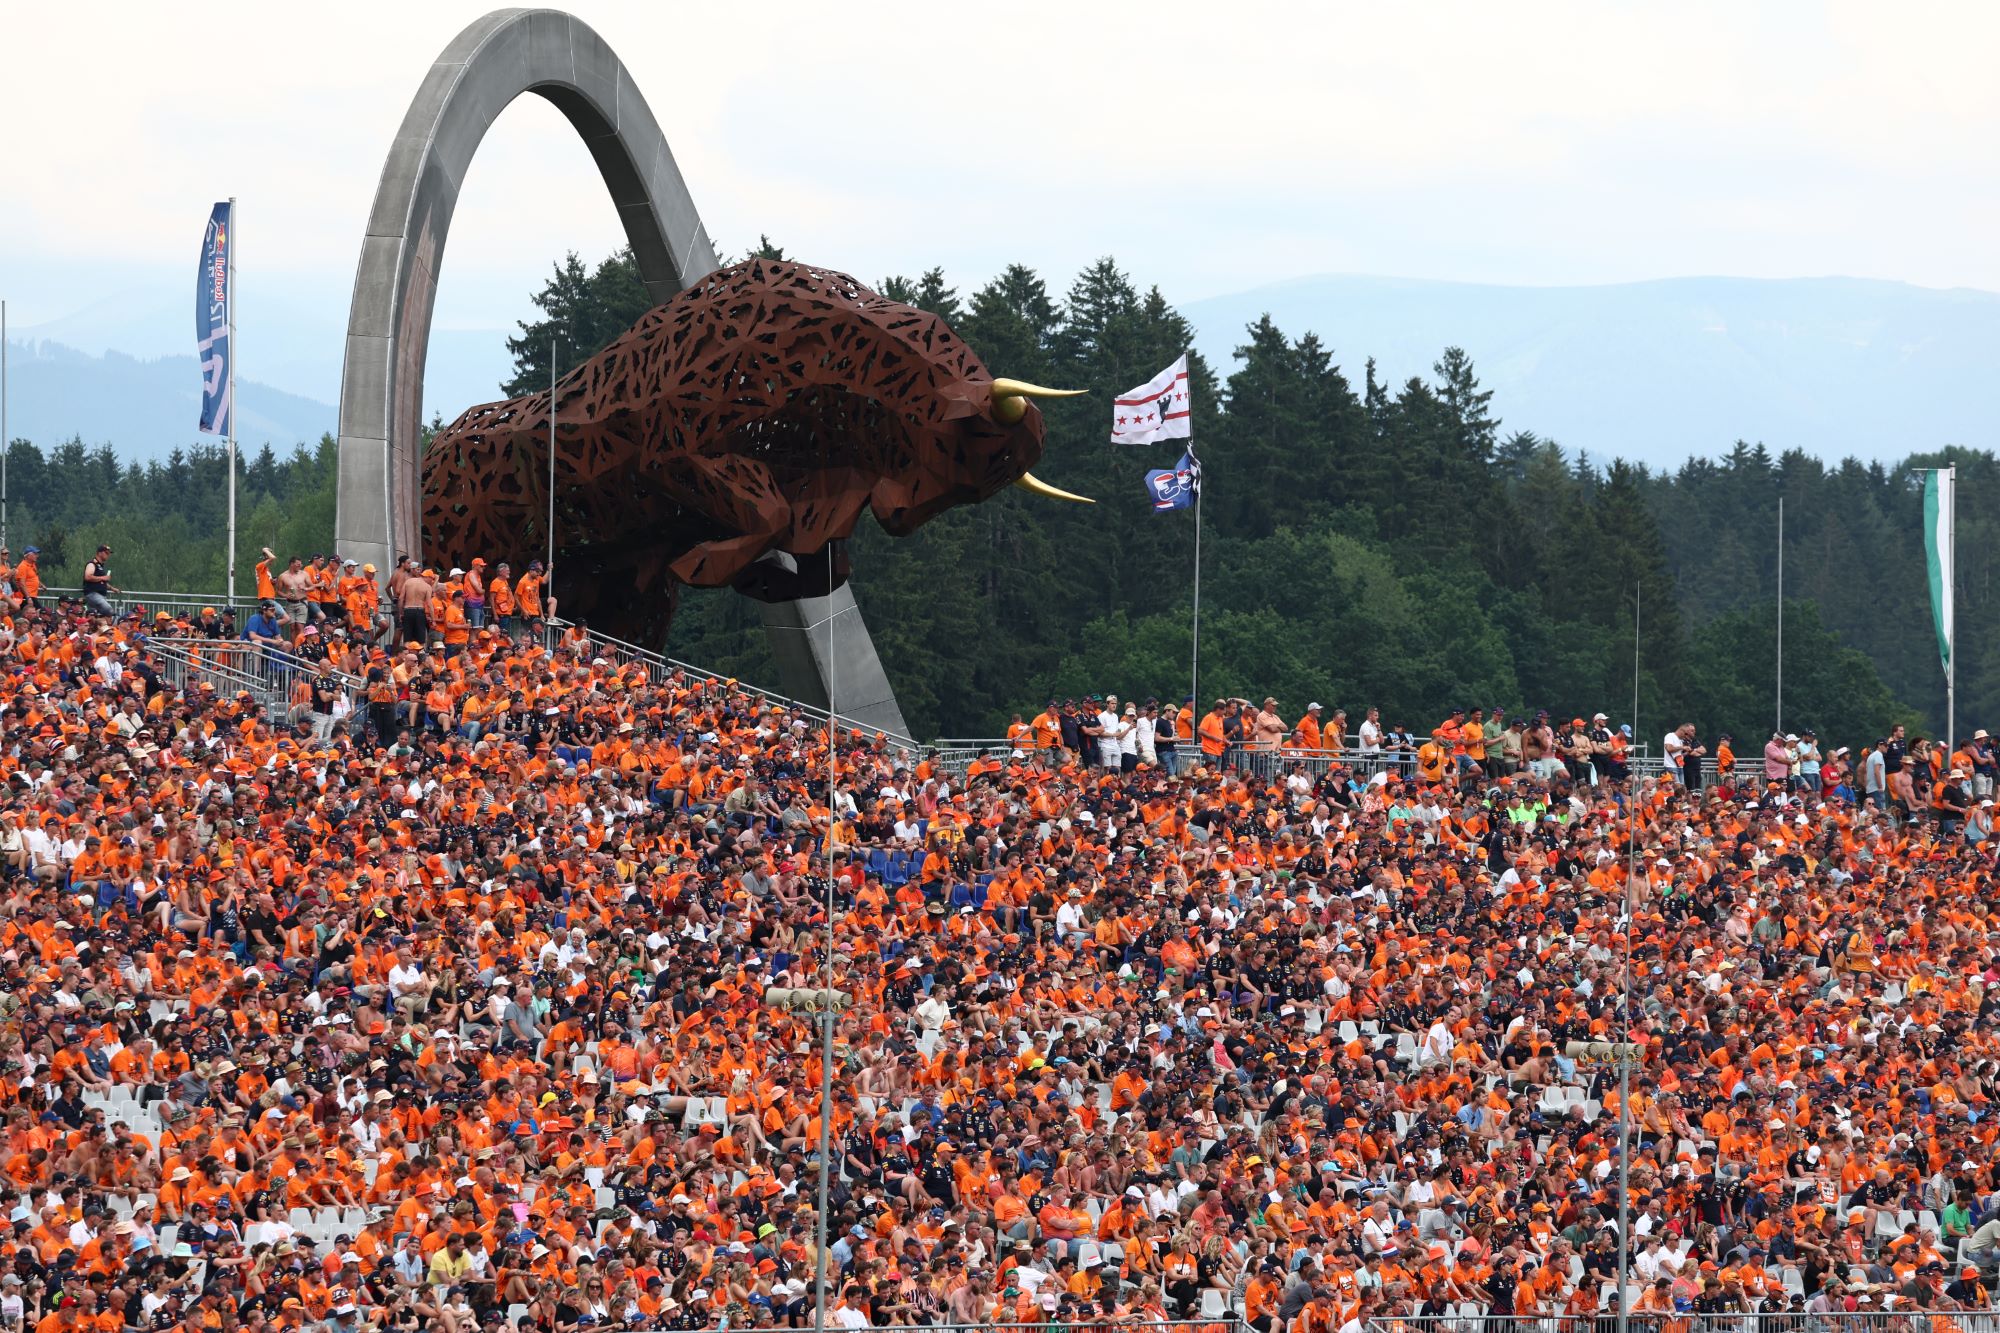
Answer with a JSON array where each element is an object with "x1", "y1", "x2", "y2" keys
[{"x1": 7, "y1": 245, "x2": 1987, "y2": 746}]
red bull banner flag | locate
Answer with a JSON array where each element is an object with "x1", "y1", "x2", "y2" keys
[{"x1": 195, "y1": 201, "x2": 233, "y2": 436}]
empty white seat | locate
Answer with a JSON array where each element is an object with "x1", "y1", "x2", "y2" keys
[{"x1": 1198, "y1": 1290, "x2": 1229, "y2": 1318}]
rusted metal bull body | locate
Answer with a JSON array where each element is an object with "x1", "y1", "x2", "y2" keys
[{"x1": 422, "y1": 259, "x2": 1083, "y2": 640}]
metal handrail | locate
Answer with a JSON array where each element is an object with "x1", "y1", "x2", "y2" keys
[
  {"x1": 542, "y1": 614, "x2": 927, "y2": 754},
  {"x1": 926, "y1": 735, "x2": 1743, "y2": 785},
  {"x1": 144, "y1": 638, "x2": 284, "y2": 706},
  {"x1": 39, "y1": 590, "x2": 1853, "y2": 780},
  {"x1": 39, "y1": 587, "x2": 242, "y2": 617},
  {"x1": 143, "y1": 637, "x2": 368, "y2": 734}
]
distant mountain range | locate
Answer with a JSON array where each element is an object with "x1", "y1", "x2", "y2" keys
[
  {"x1": 6, "y1": 274, "x2": 1997, "y2": 466},
  {"x1": 1, "y1": 341, "x2": 337, "y2": 458},
  {"x1": 4, "y1": 286, "x2": 515, "y2": 460},
  {"x1": 1182, "y1": 274, "x2": 2000, "y2": 466}
]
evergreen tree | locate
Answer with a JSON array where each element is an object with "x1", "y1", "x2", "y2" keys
[{"x1": 502, "y1": 248, "x2": 654, "y2": 395}]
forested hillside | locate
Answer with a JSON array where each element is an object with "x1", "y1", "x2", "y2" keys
[{"x1": 7, "y1": 246, "x2": 1990, "y2": 745}]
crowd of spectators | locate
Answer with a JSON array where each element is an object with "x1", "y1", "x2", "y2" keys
[{"x1": 0, "y1": 547, "x2": 1995, "y2": 1333}]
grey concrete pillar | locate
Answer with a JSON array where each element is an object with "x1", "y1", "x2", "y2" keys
[
  {"x1": 758, "y1": 585, "x2": 912, "y2": 741},
  {"x1": 336, "y1": 7, "x2": 907, "y2": 733}
]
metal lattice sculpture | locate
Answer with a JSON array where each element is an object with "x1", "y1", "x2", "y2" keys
[{"x1": 423, "y1": 259, "x2": 1086, "y2": 635}]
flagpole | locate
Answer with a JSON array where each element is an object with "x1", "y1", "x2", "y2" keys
[
  {"x1": 1775, "y1": 494, "x2": 1783, "y2": 735},
  {"x1": 1616, "y1": 584, "x2": 1638, "y2": 1333},
  {"x1": 226, "y1": 197, "x2": 238, "y2": 611},
  {"x1": 1190, "y1": 446, "x2": 1202, "y2": 716},
  {"x1": 548, "y1": 339, "x2": 557, "y2": 580},
  {"x1": 1947, "y1": 465, "x2": 1956, "y2": 756}
]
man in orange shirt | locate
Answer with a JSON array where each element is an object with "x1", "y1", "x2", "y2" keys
[
  {"x1": 515, "y1": 560, "x2": 547, "y2": 627},
  {"x1": 1296, "y1": 702, "x2": 1324, "y2": 751},
  {"x1": 489, "y1": 562, "x2": 517, "y2": 638},
  {"x1": 14, "y1": 546, "x2": 41, "y2": 606}
]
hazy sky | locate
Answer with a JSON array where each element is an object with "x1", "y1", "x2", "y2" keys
[{"x1": 5, "y1": 0, "x2": 1999, "y2": 341}]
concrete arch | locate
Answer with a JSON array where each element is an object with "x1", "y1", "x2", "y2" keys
[
  {"x1": 335, "y1": 8, "x2": 910, "y2": 737},
  {"x1": 335, "y1": 7, "x2": 714, "y2": 573}
]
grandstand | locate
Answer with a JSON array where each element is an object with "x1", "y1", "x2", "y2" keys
[{"x1": 0, "y1": 572, "x2": 1994, "y2": 1333}]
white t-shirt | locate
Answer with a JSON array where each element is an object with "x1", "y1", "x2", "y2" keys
[
  {"x1": 1357, "y1": 720, "x2": 1382, "y2": 754},
  {"x1": 1097, "y1": 710, "x2": 1124, "y2": 766},
  {"x1": 1662, "y1": 731, "x2": 1686, "y2": 773},
  {"x1": 1134, "y1": 715, "x2": 1158, "y2": 762}
]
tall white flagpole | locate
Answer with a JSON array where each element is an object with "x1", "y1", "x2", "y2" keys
[
  {"x1": 226, "y1": 197, "x2": 238, "y2": 610},
  {"x1": 548, "y1": 340, "x2": 557, "y2": 580},
  {"x1": 1947, "y1": 465, "x2": 1956, "y2": 756},
  {"x1": 1190, "y1": 448, "x2": 1202, "y2": 717},
  {"x1": 1616, "y1": 583, "x2": 1637, "y2": 1333},
  {"x1": 1775, "y1": 494, "x2": 1783, "y2": 735}
]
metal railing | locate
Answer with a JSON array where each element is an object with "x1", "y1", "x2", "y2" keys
[
  {"x1": 144, "y1": 638, "x2": 283, "y2": 705},
  {"x1": 540, "y1": 614, "x2": 926, "y2": 755},
  {"x1": 103, "y1": 593, "x2": 920, "y2": 753},
  {"x1": 145, "y1": 637, "x2": 365, "y2": 726},
  {"x1": 37, "y1": 586, "x2": 240, "y2": 619},
  {"x1": 30, "y1": 586, "x2": 1867, "y2": 785},
  {"x1": 926, "y1": 736, "x2": 1748, "y2": 787}
]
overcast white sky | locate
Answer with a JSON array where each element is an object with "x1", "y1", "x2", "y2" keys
[{"x1": 4, "y1": 0, "x2": 1999, "y2": 339}]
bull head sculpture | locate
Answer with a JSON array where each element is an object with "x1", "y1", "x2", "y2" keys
[{"x1": 423, "y1": 259, "x2": 1087, "y2": 639}]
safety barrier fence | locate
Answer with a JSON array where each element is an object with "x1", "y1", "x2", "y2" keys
[
  {"x1": 538, "y1": 614, "x2": 927, "y2": 754},
  {"x1": 51, "y1": 586, "x2": 1813, "y2": 786},
  {"x1": 39, "y1": 586, "x2": 233, "y2": 620},
  {"x1": 144, "y1": 636, "x2": 365, "y2": 724},
  {"x1": 927, "y1": 739, "x2": 1742, "y2": 787}
]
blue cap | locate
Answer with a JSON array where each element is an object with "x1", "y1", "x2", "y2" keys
[{"x1": 21, "y1": 547, "x2": 36, "y2": 555}]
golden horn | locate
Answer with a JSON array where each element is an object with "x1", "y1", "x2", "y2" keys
[
  {"x1": 1014, "y1": 471, "x2": 1095, "y2": 504},
  {"x1": 990, "y1": 378, "x2": 1086, "y2": 424},
  {"x1": 990, "y1": 378, "x2": 1087, "y2": 400}
]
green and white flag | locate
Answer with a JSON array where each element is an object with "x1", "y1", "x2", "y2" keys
[{"x1": 1923, "y1": 468, "x2": 1954, "y2": 676}]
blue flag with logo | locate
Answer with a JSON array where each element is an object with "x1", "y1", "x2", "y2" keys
[
  {"x1": 1144, "y1": 449, "x2": 1200, "y2": 512},
  {"x1": 195, "y1": 201, "x2": 233, "y2": 435}
]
